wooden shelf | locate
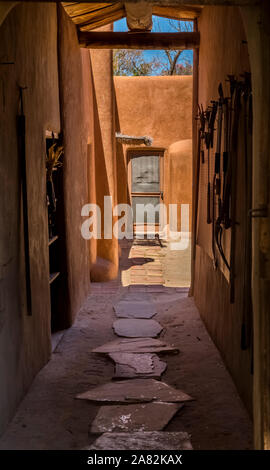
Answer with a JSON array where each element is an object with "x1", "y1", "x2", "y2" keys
[
  {"x1": 49, "y1": 235, "x2": 59, "y2": 247},
  {"x1": 49, "y1": 272, "x2": 60, "y2": 285}
]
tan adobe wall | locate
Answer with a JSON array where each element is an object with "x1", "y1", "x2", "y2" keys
[
  {"x1": 165, "y1": 139, "x2": 192, "y2": 232},
  {"x1": 0, "y1": 2, "x2": 60, "y2": 435},
  {"x1": 114, "y1": 76, "x2": 193, "y2": 229},
  {"x1": 114, "y1": 76, "x2": 192, "y2": 149},
  {"x1": 0, "y1": 3, "x2": 117, "y2": 435},
  {"x1": 194, "y1": 5, "x2": 253, "y2": 414},
  {"x1": 89, "y1": 26, "x2": 119, "y2": 282}
]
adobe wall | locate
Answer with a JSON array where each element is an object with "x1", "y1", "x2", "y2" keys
[
  {"x1": 57, "y1": 5, "x2": 92, "y2": 322},
  {"x1": 114, "y1": 76, "x2": 193, "y2": 218},
  {"x1": 90, "y1": 27, "x2": 119, "y2": 281},
  {"x1": 165, "y1": 139, "x2": 193, "y2": 232},
  {"x1": 0, "y1": 3, "x2": 60, "y2": 434},
  {"x1": 193, "y1": 5, "x2": 253, "y2": 413},
  {"x1": 0, "y1": 3, "x2": 103, "y2": 434},
  {"x1": 114, "y1": 76, "x2": 192, "y2": 149}
]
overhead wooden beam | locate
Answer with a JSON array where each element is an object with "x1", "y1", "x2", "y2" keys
[
  {"x1": 78, "y1": 31, "x2": 200, "y2": 49},
  {"x1": 153, "y1": 5, "x2": 203, "y2": 20}
]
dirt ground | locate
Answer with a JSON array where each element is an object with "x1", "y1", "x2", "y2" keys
[{"x1": 0, "y1": 240, "x2": 253, "y2": 450}]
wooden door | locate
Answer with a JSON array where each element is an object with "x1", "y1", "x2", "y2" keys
[{"x1": 128, "y1": 149, "x2": 164, "y2": 234}]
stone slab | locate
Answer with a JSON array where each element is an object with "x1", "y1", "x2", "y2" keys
[
  {"x1": 92, "y1": 337, "x2": 179, "y2": 355},
  {"x1": 87, "y1": 431, "x2": 193, "y2": 450},
  {"x1": 76, "y1": 378, "x2": 193, "y2": 404},
  {"x1": 147, "y1": 286, "x2": 165, "y2": 292},
  {"x1": 113, "y1": 319, "x2": 163, "y2": 338},
  {"x1": 109, "y1": 352, "x2": 167, "y2": 379},
  {"x1": 113, "y1": 301, "x2": 157, "y2": 319},
  {"x1": 90, "y1": 402, "x2": 183, "y2": 433},
  {"x1": 131, "y1": 257, "x2": 154, "y2": 265},
  {"x1": 122, "y1": 293, "x2": 154, "y2": 302},
  {"x1": 127, "y1": 287, "x2": 148, "y2": 293}
]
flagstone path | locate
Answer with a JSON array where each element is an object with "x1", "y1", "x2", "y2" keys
[{"x1": 0, "y1": 239, "x2": 253, "y2": 450}]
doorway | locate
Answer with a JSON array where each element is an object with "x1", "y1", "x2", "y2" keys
[{"x1": 128, "y1": 148, "x2": 164, "y2": 234}]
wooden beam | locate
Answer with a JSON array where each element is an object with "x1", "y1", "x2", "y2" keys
[
  {"x1": 153, "y1": 5, "x2": 203, "y2": 20},
  {"x1": 78, "y1": 31, "x2": 200, "y2": 49}
]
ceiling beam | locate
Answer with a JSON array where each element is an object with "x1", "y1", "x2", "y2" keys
[{"x1": 78, "y1": 30, "x2": 200, "y2": 49}]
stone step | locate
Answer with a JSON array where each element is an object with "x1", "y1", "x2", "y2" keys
[
  {"x1": 113, "y1": 319, "x2": 163, "y2": 338},
  {"x1": 89, "y1": 402, "x2": 184, "y2": 433},
  {"x1": 76, "y1": 378, "x2": 193, "y2": 404},
  {"x1": 113, "y1": 300, "x2": 157, "y2": 319},
  {"x1": 87, "y1": 431, "x2": 193, "y2": 450},
  {"x1": 92, "y1": 337, "x2": 179, "y2": 355},
  {"x1": 109, "y1": 352, "x2": 167, "y2": 379}
]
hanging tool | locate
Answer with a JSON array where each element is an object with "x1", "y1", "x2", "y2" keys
[
  {"x1": 197, "y1": 104, "x2": 206, "y2": 165},
  {"x1": 17, "y1": 85, "x2": 32, "y2": 316},
  {"x1": 222, "y1": 96, "x2": 229, "y2": 207},
  {"x1": 215, "y1": 84, "x2": 224, "y2": 211},
  {"x1": 209, "y1": 100, "x2": 217, "y2": 149},
  {"x1": 241, "y1": 72, "x2": 253, "y2": 350},
  {"x1": 223, "y1": 75, "x2": 237, "y2": 230},
  {"x1": 210, "y1": 95, "x2": 222, "y2": 269},
  {"x1": 214, "y1": 84, "x2": 231, "y2": 271},
  {"x1": 204, "y1": 102, "x2": 218, "y2": 226},
  {"x1": 205, "y1": 111, "x2": 211, "y2": 224},
  {"x1": 204, "y1": 107, "x2": 212, "y2": 224},
  {"x1": 229, "y1": 79, "x2": 242, "y2": 303}
]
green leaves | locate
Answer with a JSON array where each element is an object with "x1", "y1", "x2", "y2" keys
[{"x1": 113, "y1": 49, "x2": 161, "y2": 76}]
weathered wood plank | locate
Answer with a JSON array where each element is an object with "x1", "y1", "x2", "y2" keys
[
  {"x1": 78, "y1": 31, "x2": 200, "y2": 49},
  {"x1": 153, "y1": 5, "x2": 203, "y2": 20},
  {"x1": 63, "y1": 2, "x2": 124, "y2": 28}
]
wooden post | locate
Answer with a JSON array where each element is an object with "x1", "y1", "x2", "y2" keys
[
  {"x1": 241, "y1": 1, "x2": 270, "y2": 450},
  {"x1": 190, "y1": 19, "x2": 199, "y2": 297}
]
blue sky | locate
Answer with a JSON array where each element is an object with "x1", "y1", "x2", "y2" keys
[{"x1": 114, "y1": 16, "x2": 193, "y2": 75}]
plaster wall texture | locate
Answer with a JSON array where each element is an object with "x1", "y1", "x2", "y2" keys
[
  {"x1": 165, "y1": 139, "x2": 192, "y2": 232},
  {"x1": 82, "y1": 51, "x2": 97, "y2": 269},
  {"x1": 57, "y1": 6, "x2": 92, "y2": 322},
  {"x1": 114, "y1": 76, "x2": 192, "y2": 150},
  {"x1": 90, "y1": 27, "x2": 119, "y2": 280},
  {"x1": 114, "y1": 76, "x2": 193, "y2": 221},
  {"x1": 193, "y1": 5, "x2": 253, "y2": 413},
  {"x1": 0, "y1": 3, "x2": 111, "y2": 435},
  {"x1": 0, "y1": 3, "x2": 60, "y2": 434}
]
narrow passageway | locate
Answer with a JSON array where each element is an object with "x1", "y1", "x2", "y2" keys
[
  {"x1": 0, "y1": 239, "x2": 252, "y2": 450},
  {"x1": 0, "y1": 241, "x2": 252, "y2": 449},
  {"x1": 2, "y1": 0, "x2": 270, "y2": 453}
]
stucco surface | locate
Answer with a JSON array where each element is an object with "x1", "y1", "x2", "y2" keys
[
  {"x1": 114, "y1": 76, "x2": 193, "y2": 228},
  {"x1": 90, "y1": 27, "x2": 119, "y2": 278},
  {"x1": 0, "y1": 3, "x2": 60, "y2": 434},
  {"x1": 193, "y1": 5, "x2": 253, "y2": 413},
  {"x1": 114, "y1": 76, "x2": 192, "y2": 150},
  {"x1": 58, "y1": 5, "x2": 91, "y2": 323},
  {"x1": 165, "y1": 139, "x2": 192, "y2": 231},
  {"x1": 0, "y1": 3, "x2": 105, "y2": 435}
]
